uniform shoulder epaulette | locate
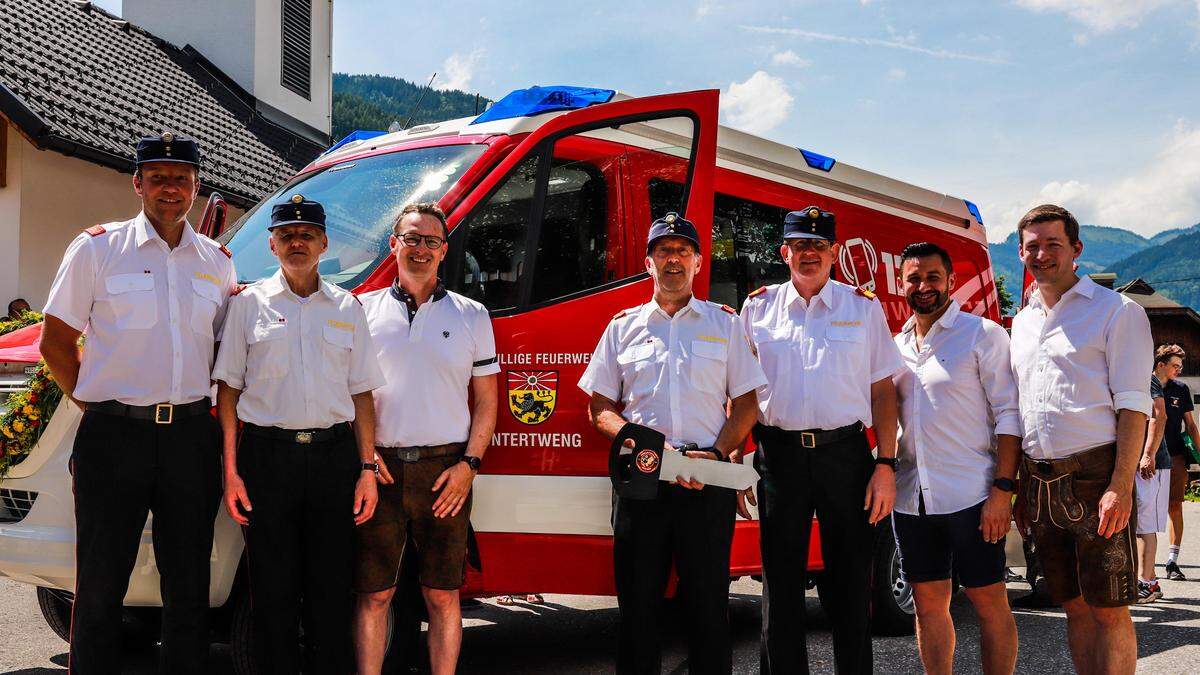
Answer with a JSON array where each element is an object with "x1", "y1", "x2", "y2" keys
[
  {"x1": 747, "y1": 286, "x2": 768, "y2": 299},
  {"x1": 720, "y1": 304, "x2": 736, "y2": 314},
  {"x1": 219, "y1": 244, "x2": 232, "y2": 258},
  {"x1": 612, "y1": 309, "x2": 628, "y2": 320},
  {"x1": 85, "y1": 224, "x2": 106, "y2": 237},
  {"x1": 230, "y1": 283, "x2": 248, "y2": 296},
  {"x1": 855, "y1": 287, "x2": 877, "y2": 300}
]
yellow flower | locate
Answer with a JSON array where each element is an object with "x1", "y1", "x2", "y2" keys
[
  {"x1": 12, "y1": 421, "x2": 24, "y2": 433},
  {"x1": 22, "y1": 405, "x2": 33, "y2": 416},
  {"x1": 1, "y1": 427, "x2": 12, "y2": 439}
]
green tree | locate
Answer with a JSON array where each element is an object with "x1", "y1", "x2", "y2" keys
[{"x1": 995, "y1": 273, "x2": 1015, "y2": 316}]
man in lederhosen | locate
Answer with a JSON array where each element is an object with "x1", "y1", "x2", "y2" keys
[
  {"x1": 213, "y1": 195, "x2": 386, "y2": 673},
  {"x1": 41, "y1": 133, "x2": 236, "y2": 673}
]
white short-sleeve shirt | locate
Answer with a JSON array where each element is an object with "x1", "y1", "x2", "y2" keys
[
  {"x1": 577, "y1": 296, "x2": 767, "y2": 448},
  {"x1": 738, "y1": 279, "x2": 903, "y2": 430},
  {"x1": 362, "y1": 283, "x2": 501, "y2": 448},
  {"x1": 892, "y1": 301, "x2": 1021, "y2": 515},
  {"x1": 212, "y1": 270, "x2": 385, "y2": 430},
  {"x1": 43, "y1": 212, "x2": 236, "y2": 405},
  {"x1": 1009, "y1": 275, "x2": 1153, "y2": 460}
]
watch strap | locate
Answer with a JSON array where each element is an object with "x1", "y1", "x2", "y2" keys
[
  {"x1": 992, "y1": 477, "x2": 1016, "y2": 492},
  {"x1": 460, "y1": 455, "x2": 482, "y2": 471},
  {"x1": 874, "y1": 456, "x2": 898, "y2": 469},
  {"x1": 361, "y1": 462, "x2": 379, "y2": 472}
]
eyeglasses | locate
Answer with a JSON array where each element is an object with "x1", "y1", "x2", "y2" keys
[
  {"x1": 396, "y1": 233, "x2": 445, "y2": 249},
  {"x1": 786, "y1": 239, "x2": 833, "y2": 252}
]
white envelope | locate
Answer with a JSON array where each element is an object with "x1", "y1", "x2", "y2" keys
[{"x1": 660, "y1": 451, "x2": 759, "y2": 491}]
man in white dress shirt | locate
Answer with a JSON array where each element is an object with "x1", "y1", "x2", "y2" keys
[
  {"x1": 738, "y1": 206, "x2": 902, "y2": 675},
  {"x1": 353, "y1": 202, "x2": 499, "y2": 675},
  {"x1": 1010, "y1": 204, "x2": 1152, "y2": 675},
  {"x1": 891, "y1": 242, "x2": 1019, "y2": 675},
  {"x1": 40, "y1": 133, "x2": 235, "y2": 674},
  {"x1": 213, "y1": 195, "x2": 386, "y2": 674},
  {"x1": 579, "y1": 212, "x2": 766, "y2": 675}
]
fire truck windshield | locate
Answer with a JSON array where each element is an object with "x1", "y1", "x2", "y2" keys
[{"x1": 219, "y1": 144, "x2": 487, "y2": 288}]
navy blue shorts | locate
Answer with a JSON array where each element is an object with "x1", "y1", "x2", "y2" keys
[{"x1": 891, "y1": 498, "x2": 1006, "y2": 588}]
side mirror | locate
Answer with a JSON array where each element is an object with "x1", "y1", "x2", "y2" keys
[{"x1": 199, "y1": 192, "x2": 228, "y2": 239}]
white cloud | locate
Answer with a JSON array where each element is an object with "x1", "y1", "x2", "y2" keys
[
  {"x1": 741, "y1": 25, "x2": 1008, "y2": 64},
  {"x1": 771, "y1": 50, "x2": 811, "y2": 67},
  {"x1": 984, "y1": 119, "x2": 1200, "y2": 238},
  {"x1": 887, "y1": 67, "x2": 907, "y2": 81},
  {"x1": 1013, "y1": 0, "x2": 1177, "y2": 34},
  {"x1": 434, "y1": 49, "x2": 484, "y2": 92},
  {"x1": 721, "y1": 71, "x2": 794, "y2": 136}
]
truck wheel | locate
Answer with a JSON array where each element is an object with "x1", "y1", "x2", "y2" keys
[
  {"x1": 870, "y1": 517, "x2": 915, "y2": 636},
  {"x1": 37, "y1": 587, "x2": 72, "y2": 642}
]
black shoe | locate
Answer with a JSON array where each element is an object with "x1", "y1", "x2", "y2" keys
[
  {"x1": 1165, "y1": 561, "x2": 1187, "y2": 581},
  {"x1": 1012, "y1": 590, "x2": 1058, "y2": 609}
]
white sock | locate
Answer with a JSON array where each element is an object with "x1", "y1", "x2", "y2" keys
[{"x1": 1168, "y1": 545, "x2": 1180, "y2": 564}]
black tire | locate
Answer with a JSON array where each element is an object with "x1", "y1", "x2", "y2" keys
[
  {"x1": 37, "y1": 587, "x2": 73, "y2": 642},
  {"x1": 870, "y1": 517, "x2": 915, "y2": 636}
]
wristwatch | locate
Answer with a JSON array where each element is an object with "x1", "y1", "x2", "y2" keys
[
  {"x1": 992, "y1": 477, "x2": 1016, "y2": 492},
  {"x1": 460, "y1": 455, "x2": 482, "y2": 471},
  {"x1": 874, "y1": 456, "x2": 898, "y2": 470},
  {"x1": 361, "y1": 462, "x2": 379, "y2": 473}
]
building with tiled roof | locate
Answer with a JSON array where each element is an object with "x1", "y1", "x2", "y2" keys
[
  {"x1": 1117, "y1": 278, "x2": 1200, "y2": 379},
  {"x1": 0, "y1": 0, "x2": 330, "y2": 309}
]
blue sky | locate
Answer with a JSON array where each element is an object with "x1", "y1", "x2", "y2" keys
[{"x1": 95, "y1": 0, "x2": 1200, "y2": 242}]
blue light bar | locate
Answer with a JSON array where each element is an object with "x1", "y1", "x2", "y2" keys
[
  {"x1": 964, "y1": 200, "x2": 984, "y2": 226},
  {"x1": 323, "y1": 129, "x2": 387, "y2": 156},
  {"x1": 471, "y1": 86, "x2": 616, "y2": 125},
  {"x1": 798, "y1": 148, "x2": 836, "y2": 172}
]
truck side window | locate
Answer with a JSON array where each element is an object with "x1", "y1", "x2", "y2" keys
[
  {"x1": 649, "y1": 179, "x2": 791, "y2": 309},
  {"x1": 454, "y1": 155, "x2": 539, "y2": 311}
]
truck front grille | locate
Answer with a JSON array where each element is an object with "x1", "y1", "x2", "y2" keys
[{"x1": 0, "y1": 489, "x2": 38, "y2": 523}]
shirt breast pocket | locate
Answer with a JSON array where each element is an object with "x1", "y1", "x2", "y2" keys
[
  {"x1": 825, "y1": 326, "x2": 864, "y2": 347},
  {"x1": 617, "y1": 342, "x2": 657, "y2": 393},
  {"x1": 189, "y1": 278, "x2": 222, "y2": 336},
  {"x1": 103, "y1": 273, "x2": 157, "y2": 329},
  {"x1": 690, "y1": 340, "x2": 728, "y2": 393},
  {"x1": 321, "y1": 324, "x2": 354, "y2": 383},
  {"x1": 249, "y1": 323, "x2": 288, "y2": 379}
]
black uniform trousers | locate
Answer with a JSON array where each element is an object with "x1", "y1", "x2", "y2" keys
[
  {"x1": 612, "y1": 483, "x2": 736, "y2": 675},
  {"x1": 754, "y1": 423, "x2": 875, "y2": 675},
  {"x1": 238, "y1": 424, "x2": 359, "y2": 674},
  {"x1": 70, "y1": 409, "x2": 221, "y2": 675}
]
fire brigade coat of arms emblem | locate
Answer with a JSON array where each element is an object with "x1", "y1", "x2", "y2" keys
[{"x1": 507, "y1": 370, "x2": 557, "y2": 425}]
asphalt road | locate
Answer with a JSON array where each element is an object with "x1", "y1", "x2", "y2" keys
[{"x1": 2, "y1": 503, "x2": 1199, "y2": 674}]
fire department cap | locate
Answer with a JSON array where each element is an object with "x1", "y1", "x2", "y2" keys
[
  {"x1": 269, "y1": 194, "x2": 326, "y2": 230},
  {"x1": 784, "y1": 206, "x2": 836, "y2": 242},
  {"x1": 646, "y1": 212, "x2": 701, "y2": 254},
  {"x1": 135, "y1": 132, "x2": 200, "y2": 167}
]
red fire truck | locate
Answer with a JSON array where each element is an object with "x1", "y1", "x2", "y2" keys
[{"x1": 0, "y1": 85, "x2": 999, "y2": 663}]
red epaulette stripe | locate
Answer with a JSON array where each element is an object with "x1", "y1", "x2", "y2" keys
[
  {"x1": 219, "y1": 244, "x2": 232, "y2": 258},
  {"x1": 747, "y1": 286, "x2": 767, "y2": 299},
  {"x1": 721, "y1": 304, "x2": 736, "y2": 314},
  {"x1": 85, "y1": 224, "x2": 106, "y2": 236}
]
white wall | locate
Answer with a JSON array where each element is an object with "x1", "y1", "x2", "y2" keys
[
  {"x1": 0, "y1": 125, "x2": 22, "y2": 308},
  {"x1": 6, "y1": 134, "x2": 243, "y2": 311},
  {"x1": 253, "y1": 0, "x2": 333, "y2": 135}
]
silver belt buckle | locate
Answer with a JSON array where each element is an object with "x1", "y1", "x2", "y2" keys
[
  {"x1": 399, "y1": 448, "x2": 420, "y2": 462},
  {"x1": 800, "y1": 431, "x2": 816, "y2": 449},
  {"x1": 154, "y1": 403, "x2": 173, "y2": 425},
  {"x1": 295, "y1": 431, "x2": 314, "y2": 444}
]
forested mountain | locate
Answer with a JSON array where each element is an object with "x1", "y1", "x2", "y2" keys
[
  {"x1": 1106, "y1": 230, "x2": 1200, "y2": 310},
  {"x1": 331, "y1": 74, "x2": 492, "y2": 141}
]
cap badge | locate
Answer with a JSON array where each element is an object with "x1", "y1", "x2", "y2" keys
[
  {"x1": 160, "y1": 132, "x2": 174, "y2": 143},
  {"x1": 294, "y1": 209, "x2": 302, "y2": 217},
  {"x1": 291, "y1": 194, "x2": 304, "y2": 204},
  {"x1": 664, "y1": 213, "x2": 677, "y2": 224},
  {"x1": 808, "y1": 208, "x2": 820, "y2": 219}
]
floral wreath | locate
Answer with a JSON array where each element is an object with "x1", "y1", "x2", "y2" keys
[{"x1": 0, "y1": 313, "x2": 65, "y2": 478}]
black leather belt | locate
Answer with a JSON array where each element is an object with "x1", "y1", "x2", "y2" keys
[
  {"x1": 377, "y1": 442, "x2": 465, "y2": 463},
  {"x1": 244, "y1": 423, "x2": 352, "y2": 445},
  {"x1": 762, "y1": 422, "x2": 865, "y2": 449},
  {"x1": 86, "y1": 399, "x2": 210, "y2": 425}
]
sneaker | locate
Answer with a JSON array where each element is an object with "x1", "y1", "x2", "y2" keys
[
  {"x1": 1165, "y1": 561, "x2": 1187, "y2": 581},
  {"x1": 1137, "y1": 580, "x2": 1163, "y2": 604}
]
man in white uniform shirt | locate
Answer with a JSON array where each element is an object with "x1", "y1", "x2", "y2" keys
[
  {"x1": 353, "y1": 203, "x2": 499, "y2": 675},
  {"x1": 213, "y1": 195, "x2": 385, "y2": 674},
  {"x1": 738, "y1": 206, "x2": 902, "y2": 675},
  {"x1": 579, "y1": 212, "x2": 765, "y2": 675},
  {"x1": 891, "y1": 242, "x2": 1019, "y2": 675},
  {"x1": 40, "y1": 134, "x2": 235, "y2": 674},
  {"x1": 1010, "y1": 204, "x2": 1152, "y2": 675}
]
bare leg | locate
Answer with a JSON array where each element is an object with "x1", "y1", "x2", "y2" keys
[
  {"x1": 963, "y1": 582, "x2": 1017, "y2": 675},
  {"x1": 422, "y1": 587, "x2": 462, "y2": 675},
  {"x1": 911, "y1": 580, "x2": 955, "y2": 675},
  {"x1": 1167, "y1": 501, "x2": 1183, "y2": 548},
  {"x1": 1091, "y1": 605, "x2": 1136, "y2": 675},
  {"x1": 353, "y1": 587, "x2": 397, "y2": 675},
  {"x1": 1136, "y1": 533, "x2": 1158, "y2": 580},
  {"x1": 1061, "y1": 596, "x2": 1098, "y2": 674}
]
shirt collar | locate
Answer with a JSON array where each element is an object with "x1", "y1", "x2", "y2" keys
[
  {"x1": 261, "y1": 268, "x2": 336, "y2": 301},
  {"x1": 784, "y1": 278, "x2": 836, "y2": 309},
  {"x1": 901, "y1": 299, "x2": 961, "y2": 337},
  {"x1": 1031, "y1": 274, "x2": 1095, "y2": 309},
  {"x1": 133, "y1": 211, "x2": 196, "y2": 250},
  {"x1": 390, "y1": 279, "x2": 447, "y2": 305},
  {"x1": 641, "y1": 295, "x2": 703, "y2": 321}
]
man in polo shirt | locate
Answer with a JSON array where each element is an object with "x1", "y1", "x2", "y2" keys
[
  {"x1": 353, "y1": 202, "x2": 499, "y2": 675},
  {"x1": 891, "y1": 242, "x2": 1020, "y2": 674},
  {"x1": 1010, "y1": 204, "x2": 1153, "y2": 674},
  {"x1": 1159, "y1": 345, "x2": 1197, "y2": 580}
]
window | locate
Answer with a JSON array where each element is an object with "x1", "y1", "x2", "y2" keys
[
  {"x1": 281, "y1": 0, "x2": 311, "y2": 99},
  {"x1": 531, "y1": 155, "x2": 612, "y2": 304},
  {"x1": 649, "y1": 180, "x2": 791, "y2": 308}
]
